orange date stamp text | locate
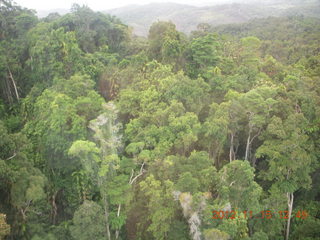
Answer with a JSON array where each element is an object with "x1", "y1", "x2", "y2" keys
[{"x1": 212, "y1": 210, "x2": 308, "y2": 220}]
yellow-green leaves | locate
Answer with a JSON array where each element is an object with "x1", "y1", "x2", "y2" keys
[
  {"x1": 0, "y1": 213, "x2": 10, "y2": 240},
  {"x1": 140, "y1": 175, "x2": 176, "y2": 240}
]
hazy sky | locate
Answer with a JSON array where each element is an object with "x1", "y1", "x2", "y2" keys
[{"x1": 14, "y1": 0, "x2": 231, "y2": 11}]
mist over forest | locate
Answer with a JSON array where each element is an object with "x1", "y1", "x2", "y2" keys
[
  {"x1": 0, "y1": 0, "x2": 320, "y2": 239},
  {"x1": 105, "y1": 0, "x2": 320, "y2": 35}
]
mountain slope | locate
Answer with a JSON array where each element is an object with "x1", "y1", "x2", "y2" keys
[{"x1": 105, "y1": 1, "x2": 320, "y2": 36}]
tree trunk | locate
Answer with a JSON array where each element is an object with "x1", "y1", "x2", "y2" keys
[
  {"x1": 245, "y1": 126, "x2": 261, "y2": 164},
  {"x1": 216, "y1": 147, "x2": 222, "y2": 169},
  {"x1": 103, "y1": 196, "x2": 111, "y2": 240},
  {"x1": 245, "y1": 129, "x2": 251, "y2": 161},
  {"x1": 51, "y1": 191, "x2": 58, "y2": 225},
  {"x1": 115, "y1": 204, "x2": 121, "y2": 239},
  {"x1": 285, "y1": 192, "x2": 294, "y2": 240},
  {"x1": 7, "y1": 67, "x2": 19, "y2": 101},
  {"x1": 229, "y1": 132, "x2": 235, "y2": 162},
  {"x1": 115, "y1": 162, "x2": 146, "y2": 238}
]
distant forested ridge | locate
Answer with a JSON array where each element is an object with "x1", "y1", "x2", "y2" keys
[
  {"x1": 105, "y1": 0, "x2": 320, "y2": 36},
  {"x1": 0, "y1": 0, "x2": 320, "y2": 239}
]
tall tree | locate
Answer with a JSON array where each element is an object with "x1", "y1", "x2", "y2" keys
[
  {"x1": 256, "y1": 113, "x2": 314, "y2": 240},
  {"x1": 140, "y1": 175, "x2": 176, "y2": 240}
]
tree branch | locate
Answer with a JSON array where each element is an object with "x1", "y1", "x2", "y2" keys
[
  {"x1": 129, "y1": 162, "x2": 145, "y2": 185},
  {"x1": 7, "y1": 66, "x2": 19, "y2": 101},
  {"x1": 249, "y1": 128, "x2": 262, "y2": 145},
  {"x1": 5, "y1": 153, "x2": 16, "y2": 160}
]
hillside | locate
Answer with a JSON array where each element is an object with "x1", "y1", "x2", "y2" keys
[{"x1": 106, "y1": 1, "x2": 320, "y2": 36}]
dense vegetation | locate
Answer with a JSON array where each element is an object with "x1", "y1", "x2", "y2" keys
[
  {"x1": 106, "y1": 0, "x2": 320, "y2": 36},
  {"x1": 0, "y1": 0, "x2": 320, "y2": 239}
]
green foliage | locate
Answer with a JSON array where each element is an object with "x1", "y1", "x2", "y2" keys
[
  {"x1": 31, "y1": 233, "x2": 57, "y2": 240},
  {"x1": 24, "y1": 89, "x2": 86, "y2": 169},
  {"x1": 11, "y1": 167, "x2": 47, "y2": 208},
  {"x1": 0, "y1": 2, "x2": 319, "y2": 240},
  {"x1": 186, "y1": 33, "x2": 221, "y2": 78},
  {"x1": 167, "y1": 220, "x2": 190, "y2": 240},
  {"x1": 24, "y1": 74, "x2": 104, "y2": 170},
  {"x1": 176, "y1": 172, "x2": 200, "y2": 194},
  {"x1": 0, "y1": 213, "x2": 10, "y2": 239},
  {"x1": 204, "y1": 228, "x2": 230, "y2": 240},
  {"x1": 55, "y1": 4, "x2": 129, "y2": 54},
  {"x1": 27, "y1": 27, "x2": 84, "y2": 83},
  {"x1": 140, "y1": 175, "x2": 176, "y2": 240},
  {"x1": 218, "y1": 213, "x2": 249, "y2": 240},
  {"x1": 70, "y1": 201, "x2": 107, "y2": 240},
  {"x1": 68, "y1": 140, "x2": 100, "y2": 178},
  {"x1": 251, "y1": 231, "x2": 269, "y2": 240},
  {"x1": 291, "y1": 201, "x2": 320, "y2": 239},
  {"x1": 148, "y1": 21, "x2": 178, "y2": 61},
  {"x1": 217, "y1": 160, "x2": 262, "y2": 213},
  {"x1": 256, "y1": 113, "x2": 313, "y2": 192}
]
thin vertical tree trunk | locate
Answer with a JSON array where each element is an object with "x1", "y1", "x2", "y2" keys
[
  {"x1": 7, "y1": 67, "x2": 19, "y2": 101},
  {"x1": 216, "y1": 147, "x2": 221, "y2": 168},
  {"x1": 115, "y1": 204, "x2": 121, "y2": 239},
  {"x1": 103, "y1": 196, "x2": 111, "y2": 240},
  {"x1": 115, "y1": 163, "x2": 145, "y2": 239},
  {"x1": 98, "y1": 176, "x2": 111, "y2": 240},
  {"x1": 51, "y1": 191, "x2": 58, "y2": 225},
  {"x1": 245, "y1": 126, "x2": 261, "y2": 164},
  {"x1": 286, "y1": 192, "x2": 294, "y2": 240},
  {"x1": 245, "y1": 129, "x2": 251, "y2": 161},
  {"x1": 229, "y1": 132, "x2": 235, "y2": 162}
]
